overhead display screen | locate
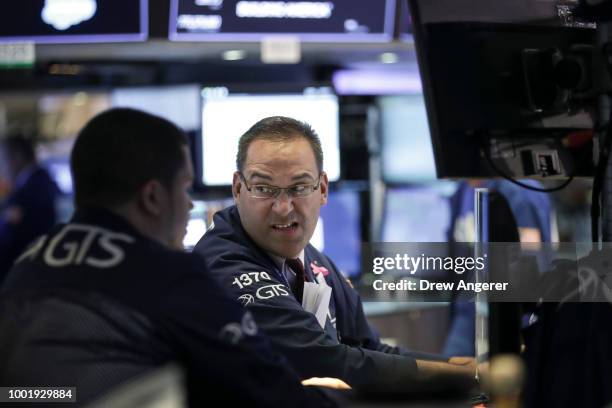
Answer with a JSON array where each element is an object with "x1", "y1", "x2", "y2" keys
[
  {"x1": 111, "y1": 85, "x2": 201, "y2": 131},
  {"x1": 0, "y1": 1, "x2": 147, "y2": 43},
  {"x1": 169, "y1": 0, "x2": 396, "y2": 41}
]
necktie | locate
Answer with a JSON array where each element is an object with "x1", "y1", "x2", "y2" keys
[{"x1": 286, "y1": 258, "x2": 307, "y2": 303}]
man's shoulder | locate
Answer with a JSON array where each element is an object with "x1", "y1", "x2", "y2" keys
[
  {"x1": 198, "y1": 205, "x2": 240, "y2": 241},
  {"x1": 102, "y1": 226, "x2": 208, "y2": 281},
  {"x1": 195, "y1": 206, "x2": 269, "y2": 268},
  {"x1": 193, "y1": 207, "x2": 285, "y2": 295},
  {"x1": 5, "y1": 219, "x2": 206, "y2": 287}
]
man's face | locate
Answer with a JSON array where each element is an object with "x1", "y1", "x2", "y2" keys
[
  {"x1": 162, "y1": 146, "x2": 194, "y2": 250},
  {"x1": 234, "y1": 136, "x2": 328, "y2": 259}
]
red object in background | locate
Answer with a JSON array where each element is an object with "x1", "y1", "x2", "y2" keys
[
  {"x1": 0, "y1": 178, "x2": 12, "y2": 200},
  {"x1": 563, "y1": 129, "x2": 593, "y2": 148}
]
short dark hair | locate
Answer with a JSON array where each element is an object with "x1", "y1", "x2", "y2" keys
[
  {"x1": 71, "y1": 108, "x2": 188, "y2": 209},
  {"x1": 236, "y1": 116, "x2": 323, "y2": 173},
  {"x1": 3, "y1": 136, "x2": 35, "y2": 163}
]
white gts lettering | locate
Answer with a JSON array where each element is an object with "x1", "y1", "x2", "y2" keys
[
  {"x1": 41, "y1": 224, "x2": 134, "y2": 268},
  {"x1": 255, "y1": 284, "x2": 289, "y2": 300}
]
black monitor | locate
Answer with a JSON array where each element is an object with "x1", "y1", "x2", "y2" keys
[
  {"x1": 407, "y1": 0, "x2": 598, "y2": 178},
  {"x1": 0, "y1": 1, "x2": 147, "y2": 43},
  {"x1": 169, "y1": 0, "x2": 396, "y2": 42}
]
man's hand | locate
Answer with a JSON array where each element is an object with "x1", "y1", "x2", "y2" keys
[
  {"x1": 415, "y1": 356, "x2": 480, "y2": 390},
  {"x1": 302, "y1": 377, "x2": 352, "y2": 390},
  {"x1": 417, "y1": 357, "x2": 476, "y2": 378},
  {"x1": 448, "y1": 356, "x2": 477, "y2": 368}
]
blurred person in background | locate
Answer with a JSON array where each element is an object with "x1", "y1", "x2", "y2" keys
[{"x1": 0, "y1": 136, "x2": 59, "y2": 283}]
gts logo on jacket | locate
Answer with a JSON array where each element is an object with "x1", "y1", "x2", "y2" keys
[{"x1": 16, "y1": 224, "x2": 134, "y2": 269}]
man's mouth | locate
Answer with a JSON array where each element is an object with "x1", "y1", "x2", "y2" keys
[{"x1": 271, "y1": 222, "x2": 299, "y2": 231}]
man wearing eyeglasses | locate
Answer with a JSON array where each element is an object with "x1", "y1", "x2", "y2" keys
[{"x1": 194, "y1": 116, "x2": 477, "y2": 392}]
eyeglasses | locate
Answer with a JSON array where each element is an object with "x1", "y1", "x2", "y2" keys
[{"x1": 239, "y1": 172, "x2": 321, "y2": 199}]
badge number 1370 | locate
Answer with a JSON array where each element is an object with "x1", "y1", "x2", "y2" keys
[{"x1": 232, "y1": 272, "x2": 271, "y2": 289}]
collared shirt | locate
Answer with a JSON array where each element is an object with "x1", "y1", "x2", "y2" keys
[{"x1": 267, "y1": 251, "x2": 305, "y2": 289}]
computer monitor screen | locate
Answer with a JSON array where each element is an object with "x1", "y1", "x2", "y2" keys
[
  {"x1": 382, "y1": 185, "x2": 453, "y2": 243},
  {"x1": 111, "y1": 85, "x2": 201, "y2": 131},
  {"x1": 200, "y1": 87, "x2": 340, "y2": 185},
  {"x1": 0, "y1": 1, "x2": 147, "y2": 43},
  {"x1": 183, "y1": 198, "x2": 234, "y2": 250},
  {"x1": 317, "y1": 190, "x2": 361, "y2": 278},
  {"x1": 169, "y1": 0, "x2": 395, "y2": 42},
  {"x1": 379, "y1": 95, "x2": 437, "y2": 183},
  {"x1": 332, "y1": 68, "x2": 422, "y2": 95},
  {"x1": 381, "y1": 185, "x2": 454, "y2": 279}
]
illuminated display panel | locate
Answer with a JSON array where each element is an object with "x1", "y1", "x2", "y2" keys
[
  {"x1": 169, "y1": 0, "x2": 395, "y2": 42},
  {"x1": 200, "y1": 87, "x2": 341, "y2": 186},
  {"x1": 0, "y1": 1, "x2": 147, "y2": 43},
  {"x1": 379, "y1": 95, "x2": 437, "y2": 183}
]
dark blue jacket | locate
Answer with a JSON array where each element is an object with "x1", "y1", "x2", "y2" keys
[
  {"x1": 194, "y1": 205, "x2": 445, "y2": 390},
  {"x1": 0, "y1": 208, "x2": 334, "y2": 407},
  {"x1": 0, "y1": 166, "x2": 59, "y2": 283},
  {"x1": 523, "y1": 252, "x2": 612, "y2": 408}
]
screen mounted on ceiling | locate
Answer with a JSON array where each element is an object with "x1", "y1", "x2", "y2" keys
[
  {"x1": 169, "y1": 0, "x2": 396, "y2": 42},
  {"x1": 0, "y1": 0, "x2": 148, "y2": 43}
]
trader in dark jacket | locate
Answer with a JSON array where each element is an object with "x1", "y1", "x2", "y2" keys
[
  {"x1": 0, "y1": 137, "x2": 58, "y2": 283},
  {"x1": 195, "y1": 116, "x2": 477, "y2": 391},
  {"x1": 0, "y1": 109, "x2": 335, "y2": 407}
]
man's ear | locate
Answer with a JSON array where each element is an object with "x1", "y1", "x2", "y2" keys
[
  {"x1": 139, "y1": 179, "x2": 166, "y2": 217},
  {"x1": 232, "y1": 172, "x2": 242, "y2": 201},
  {"x1": 319, "y1": 172, "x2": 329, "y2": 206}
]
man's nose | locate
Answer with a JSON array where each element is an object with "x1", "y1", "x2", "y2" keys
[{"x1": 272, "y1": 190, "x2": 294, "y2": 215}]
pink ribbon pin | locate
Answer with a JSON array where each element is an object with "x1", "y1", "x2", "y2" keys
[{"x1": 310, "y1": 261, "x2": 329, "y2": 277}]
